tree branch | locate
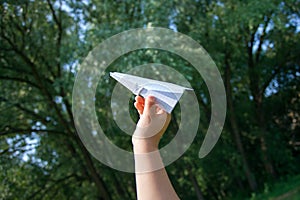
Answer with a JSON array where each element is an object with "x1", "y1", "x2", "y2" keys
[
  {"x1": 0, "y1": 96, "x2": 50, "y2": 124},
  {"x1": 2, "y1": 32, "x2": 73, "y2": 135},
  {"x1": 0, "y1": 75, "x2": 40, "y2": 89},
  {"x1": 46, "y1": 0, "x2": 74, "y2": 129},
  {"x1": 247, "y1": 24, "x2": 261, "y2": 98},
  {"x1": 0, "y1": 127, "x2": 66, "y2": 137},
  {"x1": 46, "y1": 0, "x2": 63, "y2": 78},
  {"x1": 260, "y1": 66, "x2": 281, "y2": 95},
  {"x1": 0, "y1": 65, "x2": 31, "y2": 75},
  {"x1": 255, "y1": 15, "x2": 272, "y2": 64},
  {"x1": 27, "y1": 174, "x2": 76, "y2": 200}
]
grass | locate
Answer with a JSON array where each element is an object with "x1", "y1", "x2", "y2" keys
[{"x1": 249, "y1": 175, "x2": 300, "y2": 200}]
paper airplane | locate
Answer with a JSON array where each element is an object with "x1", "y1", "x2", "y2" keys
[{"x1": 110, "y1": 72, "x2": 193, "y2": 113}]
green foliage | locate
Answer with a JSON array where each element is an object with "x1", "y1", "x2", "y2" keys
[
  {"x1": 249, "y1": 175, "x2": 300, "y2": 200},
  {"x1": 1, "y1": 0, "x2": 299, "y2": 199}
]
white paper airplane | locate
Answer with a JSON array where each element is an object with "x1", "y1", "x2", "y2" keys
[{"x1": 110, "y1": 72, "x2": 193, "y2": 113}]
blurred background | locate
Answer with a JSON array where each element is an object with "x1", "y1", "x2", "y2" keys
[{"x1": 0, "y1": 0, "x2": 299, "y2": 199}]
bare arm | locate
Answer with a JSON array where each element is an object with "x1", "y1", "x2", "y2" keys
[{"x1": 133, "y1": 96, "x2": 180, "y2": 200}]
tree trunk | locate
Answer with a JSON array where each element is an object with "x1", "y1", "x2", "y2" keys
[
  {"x1": 170, "y1": 115, "x2": 206, "y2": 200},
  {"x1": 72, "y1": 133, "x2": 112, "y2": 200},
  {"x1": 189, "y1": 173, "x2": 205, "y2": 200},
  {"x1": 225, "y1": 55, "x2": 258, "y2": 191},
  {"x1": 254, "y1": 95, "x2": 276, "y2": 177},
  {"x1": 111, "y1": 172, "x2": 134, "y2": 200},
  {"x1": 247, "y1": 37, "x2": 276, "y2": 178}
]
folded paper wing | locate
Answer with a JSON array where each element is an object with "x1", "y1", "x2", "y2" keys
[{"x1": 110, "y1": 72, "x2": 193, "y2": 113}]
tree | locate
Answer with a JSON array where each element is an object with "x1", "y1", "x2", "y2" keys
[{"x1": 1, "y1": 0, "x2": 299, "y2": 199}]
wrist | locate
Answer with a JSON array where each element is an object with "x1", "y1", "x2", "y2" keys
[{"x1": 133, "y1": 139, "x2": 158, "y2": 153}]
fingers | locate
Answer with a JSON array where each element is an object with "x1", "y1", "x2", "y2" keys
[
  {"x1": 134, "y1": 102, "x2": 144, "y2": 115},
  {"x1": 134, "y1": 96, "x2": 145, "y2": 115},
  {"x1": 135, "y1": 95, "x2": 144, "y2": 103},
  {"x1": 134, "y1": 96, "x2": 164, "y2": 116}
]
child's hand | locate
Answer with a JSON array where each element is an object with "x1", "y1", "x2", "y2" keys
[{"x1": 133, "y1": 96, "x2": 171, "y2": 153}]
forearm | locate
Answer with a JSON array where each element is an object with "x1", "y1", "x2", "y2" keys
[
  {"x1": 134, "y1": 144, "x2": 180, "y2": 200},
  {"x1": 133, "y1": 96, "x2": 179, "y2": 199}
]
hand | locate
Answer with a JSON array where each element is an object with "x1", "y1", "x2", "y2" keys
[{"x1": 133, "y1": 96, "x2": 171, "y2": 153}]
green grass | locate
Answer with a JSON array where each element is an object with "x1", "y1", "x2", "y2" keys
[{"x1": 249, "y1": 175, "x2": 300, "y2": 200}]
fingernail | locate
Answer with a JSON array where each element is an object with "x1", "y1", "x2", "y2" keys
[{"x1": 148, "y1": 96, "x2": 155, "y2": 101}]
